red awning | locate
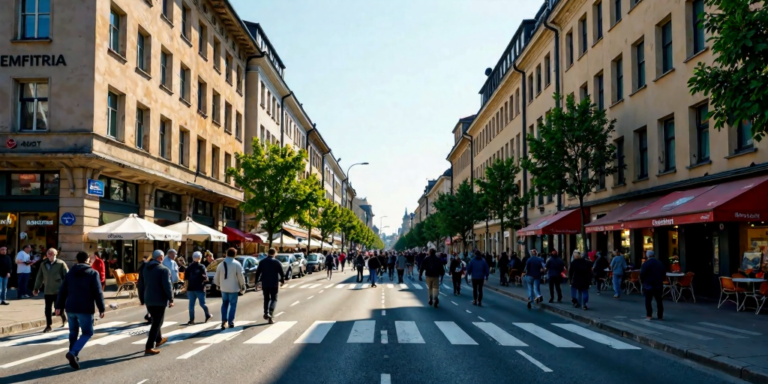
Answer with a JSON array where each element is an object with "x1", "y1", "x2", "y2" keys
[
  {"x1": 516, "y1": 209, "x2": 586, "y2": 236},
  {"x1": 620, "y1": 175, "x2": 768, "y2": 229},
  {"x1": 585, "y1": 198, "x2": 659, "y2": 233},
  {"x1": 222, "y1": 226, "x2": 261, "y2": 243}
]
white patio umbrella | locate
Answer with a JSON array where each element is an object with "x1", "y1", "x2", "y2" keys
[
  {"x1": 256, "y1": 232, "x2": 301, "y2": 247},
  {"x1": 164, "y1": 217, "x2": 227, "y2": 242},
  {"x1": 87, "y1": 214, "x2": 182, "y2": 241}
]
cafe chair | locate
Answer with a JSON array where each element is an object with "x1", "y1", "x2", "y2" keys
[
  {"x1": 756, "y1": 282, "x2": 768, "y2": 315},
  {"x1": 662, "y1": 278, "x2": 676, "y2": 300},
  {"x1": 173, "y1": 272, "x2": 186, "y2": 297},
  {"x1": 732, "y1": 272, "x2": 747, "y2": 279},
  {"x1": 675, "y1": 272, "x2": 696, "y2": 303},
  {"x1": 112, "y1": 269, "x2": 136, "y2": 299},
  {"x1": 626, "y1": 271, "x2": 641, "y2": 295},
  {"x1": 718, "y1": 276, "x2": 745, "y2": 309}
]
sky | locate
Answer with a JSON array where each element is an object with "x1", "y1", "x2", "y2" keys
[{"x1": 231, "y1": 0, "x2": 544, "y2": 235}]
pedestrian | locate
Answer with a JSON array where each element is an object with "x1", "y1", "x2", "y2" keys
[
  {"x1": 498, "y1": 252, "x2": 510, "y2": 286},
  {"x1": 524, "y1": 250, "x2": 545, "y2": 309},
  {"x1": 55, "y1": 251, "x2": 105, "y2": 370},
  {"x1": 185, "y1": 252, "x2": 212, "y2": 325},
  {"x1": 176, "y1": 256, "x2": 187, "y2": 273},
  {"x1": 640, "y1": 250, "x2": 665, "y2": 320},
  {"x1": 339, "y1": 252, "x2": 346, "y2": 273},
  {"x1": 163, "y1": 248, "x2": 180, "y2": 287},
  {"x1": 467, "y1": 251, "x2": 489, "y2": 306},
  {"x1": 254, "y1": 248, "x2": 285, "y2": 324},
  {"x1": 388, "y1": 253, "x2": 396, "y2": 281},
  {"x1": 202, "y1": 251, "x2": 215, "y2": 267},
  {"x1": 367, "y1": 252, "x2": 381, "y2": 287},
  {"x1": 355, "y1": 253, "x2": 365, "y2": 283},
  {"x1": 325, "y1": 251, "x2": 335, "y2": 280},
  {"x1": 416, "y1": 252, "x2": 426, "y2": 281},
  {"x1": 138, "y1": 250, "x2": 173, "y2": 355},
  {"x1": 592, "y1": 251, "x2": 610, "y2": 294},
  {"x1": 214, "y1": 248, "x2": 245, "y2": 329},
  {"x1": 439, "y1": 253, "x2": 448, "y2": 284},
  {"x1": 449, "y1": 253, "x2": 465, "y2": 295},
  {"x1": 544, "y1": 250, "x2": 565, "y2": 303},
  {"x1": 609, "y1": 251, "x2": 628, "y2": 298},
  {"x1": 508, "y1": 252, "x2": 522, "y2": 284},
  {"x1": 138, "y1": 255, "x2": 153, "y2": 324},
  {"x1": 91, "y1": 250, "x2": 106, "y2": 292},
  {"x1": 569, "y1": 250, "x2": 592, "y2": 310},
  {"x1": 406, "y1": 252, "x2": 415, "y2": 278},
  {"x1": 419, "y1": 249, "x2": 443, "y2": 308},
  {"x1": 33, "y1": 248, "x2": 69, "y2": 332},
  {"x1": 0, "y1": 246, "x2": 12, "y2": 305},
  {"x1": 395, "y1": 253, "x2": 407, "y2": 283},
  {"x1": 15, "y1": 244, "x2": 33, "y2": 299}
]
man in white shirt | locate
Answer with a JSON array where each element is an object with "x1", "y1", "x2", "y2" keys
[
  {"x1": 15, "y1": 245, "x2": 33, "y2": 299},
  {"x1": 162, "y1": 249, "x2": 179, "y2": 284},
  {"x1": 214, "y1": 248, "x2": 245, "y2": 329}
]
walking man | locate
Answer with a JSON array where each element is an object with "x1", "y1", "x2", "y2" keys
[
  {"x1": 339, "y1": 252, "x2": 346, "y2": 273},
  {"x1": 544, "y1": 250, "x2": 565, "y2": 303},
  {"x1": 34, "y1": 248, "x2": 69, "y2": 332},
  {"x1": 162, "y1": 248, "x2": 180, "y2": 289},
  {"x1": 449, "y1": 253, "x2": 465, "y2": 295},
  {"x1": 466, "y1": 251, "x2": 489, "y2": 306},
  {"x1": 498, "y1": 252, "x2": 510, "y2": 286},
  {"x1": 0, "y1": 246, "x2": 12, "y2": 305},
  {"x1": 15, "y1": 244, "x2": 33, "y2": 299},
  {"x1": 185, "y1": 252, "x2": 212, "y2": 325},
  {"x1": 325, "y1": 252, "x2": 335, "y2": 280},
  {"x1": 368, "y1": 252, "x2": 381, "y2": 287},
  {"x1": 55, "y1": 251, "x2": 105, "y2": 370},
  {"x1": 254, "y1": 248, "x2": 285, "y2": 324},
  {"x1": 355, "y1": 253, "x2": 365, "y2": 283},
  {"x1": 640, "y1": 250, "x2": 665, "y2": 320},
  {"x1": 569, "y1": 250, "x2": 592, "y2": 310},
  {"x1": 610, "y1": 251, "x2": 628, "y2": 298},
  {"x1": 214, "y1": 248, "x2": 245, "y2": 329},
  {"x1": 419, "y1": 249, "x2": 444, "y2": 308},
  {"x1": 524, "y1": 250, "x2": 545, "y2": 309},
  {"x1": 395, "y1": 253, "x2": 407, "y2": 284},
  {"x1": 138, "y1": 250, "x2": 174, "y2": 355}
]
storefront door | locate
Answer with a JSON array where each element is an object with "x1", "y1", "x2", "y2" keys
[{"x1": 682, "y1": 224, "x2": 717, "y2": 296}]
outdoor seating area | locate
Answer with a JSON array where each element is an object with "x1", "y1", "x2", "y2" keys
[{"x1": 719, "y1": 275, "x2": 768, "y2": 315}]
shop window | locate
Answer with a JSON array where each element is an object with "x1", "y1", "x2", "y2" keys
[
  {"x1": 155, "y1": 190, "x2": 181, "y2": 211},
  {"x1": 98, "y1": 176, "x2": 137, "y2": 204},
  {"x1": 9, "y1": 173, "x2": 58, "y2": 196},
  {"x1": 194, "y1": 199, "x2": 213, "y2": 217},
  {"x1": 18, "y1": 0, "x2": 51, "y2": 40},
  {"x1": 17, "y1": 81, "x2": 49, "y2": 132}
]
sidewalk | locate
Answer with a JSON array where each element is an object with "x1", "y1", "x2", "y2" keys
[
  {"x1": 483, "y1": 275, "x2": 768, "y2": 384},
  {"x1": 1, "y1": 281, "x2": 141, "y2": 336}
]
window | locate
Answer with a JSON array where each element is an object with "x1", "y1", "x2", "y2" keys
[
  {"x1": 198, "y1": 22, "x2": 207, "y2": 58},
  {"x1": 211, "y1": 90, "x2": 220, "y2": 123},
  {"x1": 544, "y1": 54, "x2": 551, "y2": 87},
  {"x1": 179, "y1": 129, "x2": 188, "y2": 166},
  {"x1": 196, "y1": 138, "x2": 205, "y2": 174},
  {"x1": 662, "y1": 118, "x2": 675, "y2": 171},
  {"x1": 580, "y1": 17, "x2": 588, "y2": 55},
  {"x1": 213, "y1": 38, "x2": 221, "y2": 70},
  {"x1": 9, "y1": 173, "x2": 59, "y2": 196},
  {"x1": 598, "y1": 163, "x2": 606, "y2": 190},
  {"x1": 515, "y1": 89, "x2": 520, "y2": 115},
  {"x1": 580, "y1": 83, "x2": 588, "y2": 102},
  {"x1": 98, "y1": 177, "x2": 137, "y2": 204},
  {"x1": 595, "y1": 1, "x2": 604, "y2": 41},
  {"x1": 197, "y1": 80, "x2": 207, "y2": 114},
  {"x1": 236, "y1": 66, "x2": 243, "y2": 92},
  {"x1": 596, "y1": 73, "x2": 604, "y2": 110},
  {"x1": 107, "y1": 91, "x2": 119, "y2": 138},
  {"x1": 224, "y1": 103, "x2": 232, "y2": 133},
  {"x1": 19, "y1": 0, "x2": 51, "y2": 39},
  {"x1": 536, "y1": 65, "x2": 542, "y2": 94},
  {"x1": 236, "y1": 111, "x2": 242, "y2": 140},
  {"x1": 224, "y1": 153, "x2": 232, "y2": 183},
  {"x1": 634, "y1": 40, "x2": 646, "y2": 89},
  {"x1": 616, "y1": 138, "x2": 626, "y2": 185},
  {"x1": 211, "y1": 146, "x2": 219, "y2": 180},
  {"x1": 179, "y1": 64, "x2": 190, "y2": 101},
  {"x1": 661, "y1": 20, "x2": 673, "y2": 73},
  {"x1": 135, "y1": 107, "x2": 146, "y2": 150},
  {"x1": 637, "y1": 129, "x2": 648, "y2": 179},
  {"x1": 528, "y1": 74, "x2": 534, "y2": 101},
  {"x1": 692, "y1": 0, "x2": 706, "y2": 54},
  {"x1": 159, "y1": 118, "x2": 168, "y2": 159},
  {"x1": 737, "y1": 120, "x2": 754, "y2": 152},
  {"x1": 155, "y1": 190, "x2": 181, "y2": 211},
  {"x1": 695, "y1": 104, "x2": 710, "y2": 162},
  {"x1": 614, "y1": 57, "x2": 623, "y2": 101},
  {"x1": 162, "y1": 0, "x2": 172, "y2": 20},
  {"x1": 612, "y1": 0, "x2": 622, "y2": 25},
  {"x1": 566, "y1": 31, "x2": 574, "y2": 66},
  {"x1": 136, "y1": 30, "x2": 150, "y2": 72},
  {"x1": 181, "y1": 4, "x2": 190, "y2": 40},
  {"x1": 195, "y1": 200, "x2": 213, "y2": 217},
  {"x1": 109, "y1": 9, "x2": 121, "y2": 53},
  {"x1": 260, "y1": 81, "x2": 266, "y2": 108},
  {"x1": 18, "y1": 81, "x2": 48, "y2": 131},
  {"x1": 160, "y1": 49, "x2": 172, "y2": 88},
  {"x1": 225, "y1": 55, "x2": 232, "y2": 84}
]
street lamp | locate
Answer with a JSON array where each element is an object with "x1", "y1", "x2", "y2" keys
[
  {"x1": 342, "y1": 162, "x2": 369, "y2": 209},
  {"x1": 379, "y1": 216, "x2": 388, "y2": 233}
]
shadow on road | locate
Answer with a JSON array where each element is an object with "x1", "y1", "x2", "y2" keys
[{"x1": 2, "y1": 351, "x2": 144, "y2": 384}]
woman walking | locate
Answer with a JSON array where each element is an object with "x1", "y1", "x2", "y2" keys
[
  {"x1": 592, "y1": 251, "x2": 609, "y2": 294},
  {"x1": 449, "y1": 253, "x2": 465, "y2": 295},
  {"x1": 569, "y1": 251, "x2": 593, "y2": 310}
]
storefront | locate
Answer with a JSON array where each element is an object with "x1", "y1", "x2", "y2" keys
[
  {"x1": 97, "y1": 176, "x2": 140, "y2": 273},
  {"x1": 0, "y1": 172, "x2": 60, "y2": 258},
  {"x1": 191, "y1": 199, "x2": 215, "y2": 254},
  {"x1": 517, "y1": 209, "x2": 585, "y2": 257},
  {"x1": 585, "y1": 198, "x2": 659, "y2": 265}
]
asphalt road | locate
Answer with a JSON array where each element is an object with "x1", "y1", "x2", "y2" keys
[{"x1": 0, "y1": 268, "x2": 747, "y2": 384}]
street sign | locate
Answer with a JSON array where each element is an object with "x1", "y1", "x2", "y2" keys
[
  {"x1": 87, "y1": 178, "x2": 104, "y2": 197},
  {"x1": 60, "y1": 212, "x2": 76, "y2": 226}
]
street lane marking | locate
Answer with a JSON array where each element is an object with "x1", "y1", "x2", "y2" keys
[
  {"x1": 478, "y1": 317, "x2": 486, "y2": 322},
  {"x1": 610, "y1": 321, "x2": 662, "y2": 335},
  {"x1": 443, "y1": 284, "x2": 451, "y2": 289},
  {"x1": 395, "y1": 321, "x2": 424, "y2": 344},
  {"x1": 1, "y1": 321, "x2": 125, "y2": 347},
  {"x1": 411, "y1": 282, "x2": 423, "y2": 290},
  {"x1": 177, "y1": 345, "x2": 210, "y2": 359},
  {"x1": 466, "y1": 310, "x2": 472, "y2": 314},
  {"x1": 244, "y1": 321, "x2": 297, "y2": 344},
  {"x1": 309, "y1": 284, "x2": 322, "y2": 289},
  {"x1": 553, "y1": 324, "x2": 641, "y2": 349},
  {"x1": 90, "y1": 322, "x2": 176, "y2": 346},
  {"x1": 299, "y1": 284, "x2": 311, "y2": 288},
  {"x1": 435, "y1": 321, "x2": 478, "y2": 345},
  {"x1": 195, "y1": 321, "x2": 254, "y2": 344},
  {"x1": 133, "y1": 322, "x2": 218, "y2": 345},
  {"x1": 291, "y1": 301, "x2": 300, "y2": 307},
  {"x1": 399, "y1": 283, "x2": 408, "y2": 289},
  {"x1": 382, "y1": 310, "x2": 386, "y2": 316},
  {"x1": 286, "y1": 284, "x2": 297, "y2": 288},
  {"x1": 274, "y1": 312, "x2": 284, "y2": 317},
  {"x1": 381, "y1": 330, "x2": 388, "y2": 344},
  {"x1": 348, "y1": 284, "x2": 360, "y2": 290},
  {"x1": 681, "y1": 324, "x2": 747, "y2": 339},
  {"x1": 513, "y1": 323, "x2": 583, "y2": 348},
  {"x1": 699, "y1": 322, "x2": 762, "y2": 336},
  {"x1": 362, "y1": 284, "x2": 371, "y2": 289},
  {"x1": 0, "y1": 347, "x2": 67, "y2": 369},
  {"x1": 137, "y1": 380, "x2": 148, "y2": 384},
  {"x1": 348, "y1": 320, "x2": 376, "y2": 343},
  {"x1": 319, "y1": 290, "x2": 324, "y2": 293},
  {"x1": 307, "y1": 296, "x2": 314, "y2": 300},
  {"x1": 295, "y1": 321, "x2": 336, "y2": 344},
  {"x1": 629, "y1": 319, "x2": 712, "y2": 340},
  {"x1": 387, "y1": 284, "x2": 394, "y2": 289},
  {"x1": 517, "y1": 350, "x2": 553, "y2": 372},
  {"x1": 324, "y1": 284, "x2": 335, "y2": 288},
  {"x1": 381, "y1": 373, "x2": 392, "y2": 384},
  {"x1": 335, "y1": 284, "x2": 347, "y2": 289},
  {"x1": 474, "y1": 322, "x2": 527, "y2": 347},
  {"x1": 451, "y1": 301, "x2": 458, "y2": 306}
]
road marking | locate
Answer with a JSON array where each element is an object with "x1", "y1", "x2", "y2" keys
[
  {"x1": 381, "y1": 330, "x2": 388, "y2": 344},
  {"x1": 513, "y1": 323, "x2": 583, "y2": 348},
  {"x1": 399, "y1": 283, "x2": 408, "y2": 289},
  {"x1": 381, "y1": 300, "x2": 385, "y2": 303},
  {"x1": 478, "y1": 317, "x2": 486, "y2": 322},
  {"x1": 319, "y1": 290, "x2": 324, "y2": 293},
  {"x1": 610, "y1": 321, "x2": 662, "y2": 335},
  {"x1": 348, "y1": 284, "x2": 360, "y2": 290},
  {"x1": 133, "y1": 322, "x2": 218, "y2": 345},
  {"x1": 451, "y1": 301, "x2": 459, "y2": 306},
  {"x1": 90, "y1": 322, "x2": 176, "y2": 346},
  {"x1": 275, "y1": 312, "x2": 284, "y2": 317},
  {"x1": 362, "y1": 284, "x2": 371, "y2": 289},
  {"x1": 443, "y1": 284, "x2": 451, "y2": 289},
  {"x1": 629, "y1": 319, "x2": 712, "y2": 340},
  {"x1": 1, "y1": 321, "x2": 125, "y2": 347},
  {"x1": 335, "y1": 284, "x2": 347, "y2": 289},
  {"x1": 286, "y1": 284, "x2": 297, "y2": 288},
  {"x1": 553, "y1": 324, "x2": 641, "y2": 349},
  {"x1": 439, "y1": 292, "x2": 447, "y2": 296},
  {"x1": 299, "y1": 284, "x2": 311, "y2": 288},
  {"x1": 381, "y1": 373, "x2": 392, "y2": 384},
  {"x1": 466, "y1": 310, "x2": 472, "y2": 314},
  {"x1": 307, "y1": 296, "x2": 314, "y2": 300},
  {"x1": 395, "y1": 321, "x2": 425, "y2": 344},
  {"x1": 177, "y1": 345, "x2": 210, "y2": 359},
  {"x1": 309, "y1": 284, "x2": 322, "y2": 289},
  {"x1": 387, "y1": 284, "x2": 394, "y2": 289},
  {"x1": 348, "y1": 320, "x2": 376, "y2": 343},
  {"x1": 137, "y1": 380, "x2": 148, "y2": 384},
  {"x1": 382, "y1": 310, "x2": 386, "y2": 316},
  {"x1": 0, "y1": 347, "x2": 68, "y2": 369},
  {"x1": 699, "y1": 322, "x2": 762, "y2": 336},
  {"x1": 435, "y1": 321, "x2": 478, "y2": 345},
  {"x1": 517, "y1": 350, "x2": 553, "y2": 372},
  {"x1": 681, "y1": 324, "x2": 747, "y2": 339},
  {"x1": 295, "y1": 321, "x2": 336, "y2": 344},
  {"x1": 324, "y1": 284, "x2": 335, "y2": 288},
  {"x1": 411, "y1": 282, "x2": 423, "y2": 290},
  {"x1": 474, "y1": 322, "x2": 528, "y2": 346},
  {"x1": 244, "y1": 321, "x2": 297, "y2": 344},
  {"x1": 291, "y1": 301, "x2": 300, "y2": 307},
  {"x1": 195, "y1": 321, "x2": 254, "y2": 344}
]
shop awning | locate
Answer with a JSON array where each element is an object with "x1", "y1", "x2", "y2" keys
[
  {"x1": 621, "y1": 175, "x2": 768, "y2": 229},
  {"x1": 585, "y1": 198, "x2": 659, "y2": 233},
  {"x1": 87, "y1": 214, "x2": 182, "y2": 241},
  {"x1": 164, "y1": 217, "x2": 228, "y2": 242},
  {"x1": 516, "y1": 209, "x2": 585, "y2": 236},
  {"x1": 222, "y1": 226, "x2": 261, "y2": 243}
]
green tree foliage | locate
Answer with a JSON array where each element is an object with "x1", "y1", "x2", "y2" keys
[
  {"x1": 433, "y1": 180, "x2": 485, "y2": 252},
  {"x1": 523, "y1": 94, "x2": 619, "y2": 251},
  {"x1": 422, "y1": 213, "x2": 446, "y2": 250},
  {"x1": 476, "y1": 158, "x2": 527, "y2": 247},
  {"x1": 316, "y1": 199, "x2": 342, "y2": 247},
  {"x1": 393, "y1": 235, "x2": 407, "y2": 251},
  {"x1": 337, "y1": 207, "x2": 358, "y2": 253},
  {"x1": 227, "y1": 138, "x2": 324, "y2": 249},
  {"x1": 688, "y1": 0, "x2": 767, "y2": 141}
]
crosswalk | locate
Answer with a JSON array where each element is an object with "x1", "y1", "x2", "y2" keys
[{"x1": 284, "y1": 282, "x2": 428, "y2": 290}]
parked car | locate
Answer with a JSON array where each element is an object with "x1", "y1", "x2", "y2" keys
[
  {"x1": 205, "y1": 256, "x2": 259, "y2": 295},
  {"x1": 293, "y1": 253, "x2": 307, "y2": 277},
  {"x1": 275, "y1": 253, "x2": 302, "y2": 280},
  {"x1": 306, "y1": 253, "x2": 325, "y2": 273}
]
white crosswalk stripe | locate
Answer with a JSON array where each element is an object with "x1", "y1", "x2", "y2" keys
[
  {"x1": 195, "y1": 321, "x2": 253, "y2": 344},
  {"x1": 553, "y1": 324, "x2": 640, "y2": 350},
  {"x1": 0, "y1": 347, "x2": 68, "y2": 369},
  {"x1": 309, "y1": 284, "x2": 322, "y2": 289},
  {"x1": 629, "y1": 319, "x2": 712, "y2": 340},
  {"x1": 335, "y1": 284, "x2": 347, "y2": 289},
  {"x1": 411, "y1": 283, "x2": 423, "y2": 290},
  {"x1": 399, "y1": 283, "x2": 409, "y2": 289},
  {"x1": 347, "y1": 321, "x2": 376, "y2": 343},
  {"x1": 387, "y1": 284, "x2": 394, "y2": 289},
  {"x1": 348, "y1": 284, "x2": 360, "y2": 290},
  {"x1": 513, "y1": 323, "x2": 583, "y2": 348},
  {"x1": 89, "y1": 322, "x2": 177, "y2": 346},
  {"x1": 325, "y1": 284, "x2": 335, "y2": 288},
  {"x1": 244, "y1": 321, "x2": 297, "y2": 344},
  {"x1": 133, "y1": 322, "x2": 218, "y2": 345},
  {"x1": 295, "y1": 321, "x2": 336, "y2": 344},
  {"x1": 395, "y1": 321, "x2": 425, "y2": 344},
  {"x1": 299, "y1": 284, "x2": 311, "y2": 288},
  {"x1": 361, "y1": 284, "x2": 371, "y2": 289},
  {"x1": 0, "y1": 321, "x2": 125, "y2": 347},
  {"x1": 473, "y1": 322, "x2": 527, "y2": 347},
  {"x1": 435, "y1": 321, "x2": 477, "y2": 345}
]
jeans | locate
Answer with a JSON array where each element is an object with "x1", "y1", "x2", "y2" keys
[
  {"x1": 452, "y1": 273, "x2": 462, "y2": 294},
  {"x1": 548, "y1": 275, "x2": 563, "y2": 301},
  {"x1": 0, "y1": 276, "x2": 8, "y2": 302},
  {"x1": 221, "y1": 292, "x2": 238, "y2": 325},
  {"x1": 187, "y1": 291, "x2": 209, "y2": 322},
  {"x1": 45, "y1": 294, "x2": 65, "y2": 327},
  {"x1": 596, "y1": 276, "x2": 606, "y2": 292},
  {"x1": 644, "y1": 287, "x2": 664, "y2": 319},
  {"x1": 612, "y1": 274, "x2": 623, "y2": 297},
  {"x1": 397, "y1": 269, "x2": 404, "y2": 284},
  {"x1": 262, "y1": 287, "x2": 278, "y2": 315},
  {"x1": 472, "y1": 279, "x2": 485, "y2": 303},
  {"x1": 525, "y1": 275, "x2": 541, "y2": 302},
  {"x1": 570, "y1": 287, "x2": 589, "y2": 306},
  {"x1": 66, "y1": 312, "x2": 94, "y2": 357},
  {"x1": 356, "y1": 266, "x2": 364, "y2": 282},
  {"x1": 370, "y1": 268, "x2": 378, "y2": 285},
  {"x1": 17, "y1": 273, "x2": 30, "y2": 298},
  {"x1": 145, "y1": 305, "x2": 166, "y2": 350},
  {"x1": 426, "y1": 276, "x2": 440, "y2": 300}
]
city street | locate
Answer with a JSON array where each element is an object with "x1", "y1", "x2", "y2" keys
[{"x1": 0, "y1": 270, "x2": 743, "y2": 384}]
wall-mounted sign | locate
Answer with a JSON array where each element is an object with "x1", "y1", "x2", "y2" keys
[
  {"x1": 0, "y1": 54, "x2": 67, "y2": 67},
  {"x1": 61, "y1": 212, "x2": 76, "y2": 227},
  {"x1": 87, "y1": 179, "x2": 105, "y2": 197},
  {"x1": 5, "y1": 139, "x2": 41, "y2": 149},
  {"x1": 26, "y1": 220, "x2": 54, "y2": 226}
]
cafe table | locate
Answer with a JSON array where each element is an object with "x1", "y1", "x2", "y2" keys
[
  {"x1": 732, "y1": 278, "x2": 766, "y2": 312},
  {"x1": 666, "y1": 272, "x2": 685, "y2": 302}
]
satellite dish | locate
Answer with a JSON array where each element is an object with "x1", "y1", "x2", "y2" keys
[{"x1": 484, "y1": 68, "x2": 492, "y2": 76}]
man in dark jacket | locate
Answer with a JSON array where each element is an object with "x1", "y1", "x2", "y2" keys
[
  {"x1": 0, "y1": 246, "x2": 10, "y2": 305},
  {"x1": 355, "y1": 254, "x2": 365, "y2": 283},
  {"x1": 545, "y1": 251, "x2": 566, "y2": 303},
  {"x1": 524, "y1": 251, "x2": 545, "y2": 309},
  {"x1": 569, "y1": 251, "x2": 593, "y2": 310},
  {"x1": 592, "y1": 252, "x2": 610, "y2": 294},
  {"x1": 185, "y1": 252, "x2": 211, "y2": 325},
  {"x1": 449, "y1": 253, "x2": 464, "y2": 295},
  {"x1": 254, "y1": 248, "x2": 285, "y2": 324},
  {"x1": 640, "y1": 250, "x2": 665, "y2": 320},
  {"x1": 498, "y1": 252, "x2": 510, "y2": 286},
  {"x1": 419, "y1": 249, "x2": 444, "y2": 308},
  {"x1": 55, "y1": 251, "x2": 105, "y2": 370},
  {"x1": 138, "y1": 250, "x2": 174, "y2": 355},
  {"x1": 367, "y1": 253, "x2": 381, "y2": 287},
  {"x1": 466, "y1": 251, "x2": 490, "y2": 306}
]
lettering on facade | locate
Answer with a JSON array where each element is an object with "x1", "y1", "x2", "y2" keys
[
  {"x1": 0, "y1": 219, "x2": 12, "y2": 225},
  {"x1": 0, "y1": 54, "x2": 67, "y2": 67},
  {"x1": 5, "y1": 139, "x2": 42, "y2": 149},
  {"x1": 735, "y1": 212, "x2": 760, "y2": 219},
  {"x1": 652, "y1": 218, "x2": 674, "y2": 227},
  {"x1": 26, "y1": 220, "x2": 54, "y2": 225},
  {"x1": 107, "y1": 234, "x2": 124, "y2": 239}
]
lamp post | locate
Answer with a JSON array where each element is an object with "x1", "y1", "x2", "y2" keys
[
  {"x1": 342, "y1": 162, "x2": 369, "y2": 210},
  {"x1": 379, "y1": 216, "x2": 388, "y2": 234}
]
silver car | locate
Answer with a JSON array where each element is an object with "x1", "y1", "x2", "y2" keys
[{"x1": 275, "y1": 253, "x2": 302, "y2": 280}]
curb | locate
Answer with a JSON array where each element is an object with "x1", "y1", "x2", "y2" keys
[
  {"x1": 0, "y1": 298, "x2": 142, "y2": 336},
  {"x1": 486, "y1": 284, "x2": 768, "y2": 384}
]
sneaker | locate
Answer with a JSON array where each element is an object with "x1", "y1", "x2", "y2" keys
[
  {"x1": 536, "y1": 296, "x2": 543, "y2": 303},
  {"x1": 186, "y1": 321, "x2": 195, "y2": 326},
  {"x1": 65, "y1": 352, "x2": 80, "y2": 370},
  {"x1": 268, "y1": 317, "x2": 274, "y2": 324},
  {"x1": 583, "y1": 305, "x2": 588, "y2": 310},
  {"x1": 156, "y1": 337, "x2": 168, "y2": 347},
  {"x1": 263, "y1": 314, "x2": 269, "y2": 320},
  {"x1": 613, "y1": 294, "x2": 619, "y2": 298},
  {"x1": 527, "y1": 301, "x2": 532, "y2": 309},
  {"x1": 144, "y1": 348, "x2": 160, "y2": 355},
  {"x1": 221, "y1": 322, "x2": 227, "y2": 330},
  {"x1": 434, "y1": 299, "x2": 439, "y2": 308},
  {"x1": 228, "y1": 323, "x2": 235, "y2": 328},
  {"x1": 0, "y1": 301, "x2": 8, "y2": 305},
  {"x1": 205, "y1": 314, "x2": 213, "y2": 323},
  {"x1": 43, "y1": 326, "x2": 52, "y2": 333},
  {"x1": 21, "y1": 295, "x2": 30, "y2": 299},
  {"x1": 428, "y1": 299, "x2": 433, "y2": 306}
]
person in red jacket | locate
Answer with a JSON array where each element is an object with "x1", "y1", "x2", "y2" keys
[
  {"x1": 91, "y1": 251, "x2": 106, "y2": 291},
  {"x1": 339, "y1": 253, "x2": 346, "y2": 273}
]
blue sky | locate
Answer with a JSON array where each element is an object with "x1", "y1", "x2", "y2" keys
[{"x1": 232, "y1": 0, "x2": 543, "y2": 235}]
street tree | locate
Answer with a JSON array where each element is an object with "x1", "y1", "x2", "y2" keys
[
  {"x1": 476, "y1": 158, "x2": 527, "y2": 253},
  {"x1": 338, "y1": 207, "x2": 358, "y2": 253},
  {"x1": 688, "y1": 0, "x2": 767, "y2": 142},
  {"x1": 316, "y1": 199, "x2": 342, "y2": 248},
  {"x1": 433, "y1": 180, "x2": 485, "y2": 253},
  {"x1": 523, "y1": 93, "x2": 619, "y2": 252},
  {"x1": 227, "y1": 138, "x2": 324, "y2": 249},
  {"x1": 422, "y1": 213, "x2": 446, "y2": 251}
]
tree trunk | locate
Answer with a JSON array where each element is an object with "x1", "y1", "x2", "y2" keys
[
  {"x1": 267, "y1": 229, "x2": 274, "y2": 250},
  {"x1": 307, "y1": 226, "x2": 313, "y2": 252},
  {"x1": 579, "y1": 198, "x2": 588, "y2": 254},
  {"x1": 500, "y1": 216, "x2": 504, "y2": 255}
]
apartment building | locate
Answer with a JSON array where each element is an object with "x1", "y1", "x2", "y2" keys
[{"x1": 0, "y1": 0, "x2": 255, "y2": 269}]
